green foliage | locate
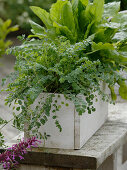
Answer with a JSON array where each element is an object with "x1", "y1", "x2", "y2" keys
[
  {"x1": 0, "y1": 0, "x2": 56, "y2": 31},
  {"x1": 30, "y1": 0, "x2": 105, "y2": 42},
  {"x1": 0, "y1": 132, "x2": 5, "y2": 148},
  {"x1": 1, "y1": 0, "x2": 127, "y2": 140},
  {"x1": 0, "y1": 19, "x2": 18, "y2": 57},
  {"x1": 103, "y1": 2, "x2": 120, "y2": 18},
  {"x1": 104, "y1": 0, "x2": 127, "y2": 10},
  {"x1": 90, "y1": 0, "x2": 127, "y2": 10},
  {"x1": 0, "y1": 118, "x2": 8, "y2": 148},
  {"x1": 121, "y1": 0, "x2": 127, "y2": 10}
]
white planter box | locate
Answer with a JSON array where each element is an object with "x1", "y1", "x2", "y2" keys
[{"x1": 25, "y1": 83, "x2": 108, "y2": 149}]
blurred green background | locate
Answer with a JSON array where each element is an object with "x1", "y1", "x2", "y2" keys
[{"x1": 0, "y1": 0, "x2": 56, "y2": 33}]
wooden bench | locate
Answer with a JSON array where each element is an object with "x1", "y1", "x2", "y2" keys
[
  {"x1": 18, "y1": 101, "x2": 127, "y2": 170},
  {"x1": 1, "y1": 101, "x2": 127, "y2": 170}
]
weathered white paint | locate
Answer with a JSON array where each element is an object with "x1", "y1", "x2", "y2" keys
[
  {"x1": 35, "y1": 94, "x2": 75, "y2": 149},
  {"x1": 25, "y1": 83, "x2": 108, "y2": 149},
  {"x1": 76, "y1": 90, "x2": 108, "y2": 149}
]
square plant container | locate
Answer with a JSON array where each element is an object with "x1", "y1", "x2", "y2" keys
[{"x1": 25, "y1": 83, "x2": 108, "y2": 150}]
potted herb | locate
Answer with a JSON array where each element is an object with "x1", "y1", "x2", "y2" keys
[{"x1": 1, "y1": 0, "x2": 127, "y2": 149}]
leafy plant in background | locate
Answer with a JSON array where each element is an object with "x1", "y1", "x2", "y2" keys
[
  {"x1": 104, "y1": 0, "x2": 127, "y2": 10},
  {"x1": 0, "y1": 19, "x2": 18, "y2": 148},
  {"x1": 0, "y1": 19, "x2": 18, "y2": 57},
  {"x1": 105, "y1": 0, "x2": 119, "y2": 2},
  {"x1": 1, "y1": 0, "x2": 127, "y2": 143},
  {"x1": 121, "y1": 0, "x2": 127, "y2": 10},
  {"x1": 90, "y1": 0, "x2": 120, "y2": 2},
  {"x1": 0, "y1": 0, "x2": 56, "y2": 32},
  {"x1": 90, "y1": 0, "x2": 127, "y2": 10}
]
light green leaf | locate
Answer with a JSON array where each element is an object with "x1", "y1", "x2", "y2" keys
[
  {"x1": 50, "y1": 0, "x2": 67, "y2": 23},
  {"x1": 8, "y1": 25, "x2": 19, "y2": 33},
  {"x1": 93, "y1": 0, "x2": 104, "y2": 22},
  {"x1": 113, "y1": 31, "x2": 127, "y2": 41},
  {"x1": 80, "y1": 0, "x2": 88, "y2": 6},
  {"x1": 84, "y1": 20, "x2": 95, "y2": 39},
  {"x1": 92, "y1": 42, "x2": 114, "y2": 52},
  {"x1": 94, "y1": 27, "x2": 117, "y2": 43},
  {"x1": 61, "y1": 1, "x2": 75, "y2": 34},
  {"x1": 30, "y1": 6, "x2": 52, "y2": 29},
  {"x1": 100, "y1": 22, "x2": 120, "y2": 29},
  {"x1": 50, "y1": 0, "x2": 75, "y2": 35},
  {"x1": 111, "y1": 12, "x2": 127, "y2": 42},
  {"x1": 112, "y1": 12, "x2": 127, "y2": 28},
  {"x1": 53, "y1": 21, "x2": 75, "y2": 42},
  {"x1": 118, "y1": 81, "x2": 127, "y2": 100},
  {"x1": 3, "y1": 19, "x2": 11, "y2": 28},
  {"x1": 80, "y1": 0, "x2": 104, "y2": 34},
  {"x1": 108, "y1": 85, "x2": 117, "y2": 101},
  {"x1": 82, "y1": 0, "x2": 104, "y2": 23},
  {"x1": 72, "y1": 0, "x2": 79, "y2": 15},
  {"x1": 71, "y1": 0, "x2": 81, "y2": 40},
  {"x1": 29, "y1": 20, "x2": 45, "y2": 34}
]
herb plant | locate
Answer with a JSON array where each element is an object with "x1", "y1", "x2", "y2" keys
[{"x1": 1, "y1": 0, "x2": 127, "y2": 141}]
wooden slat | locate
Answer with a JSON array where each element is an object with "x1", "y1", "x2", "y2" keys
[{"x1": 19, "y1": 165, "x2": 73, "y2": 170}]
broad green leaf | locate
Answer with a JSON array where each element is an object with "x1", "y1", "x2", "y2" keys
[
  {"x1": 29, "y1": 20, "x2": 45, "y2": 34},
  {"x1": 3, "y1": 19, "x2": 11, "y2": 28},
  {"x1": 7, "y1": 25, "x2": 19, "y2": 32},
  {"x1": 112, "y1": 12, "x2": 127, "y2": 28},
  {"x1": 71, "y1": 0, "x2": 85, "y2": 40},
  {"x1": 30, "y1": 6, "x2": 52, "y2": 29},
  {"x1": 50, "y1": 0, "x2": 76, "y2": 35},
  {"x1": 92, "y1": 42, "x2": 114, "y2": 52},
  {"x1": 118, "y1": 81, "x2": 127, "y2": 100},
  {"x1": 117, "y1": 38, "x2": 127, "y2": 52},
  {"x1": 112, "y1": 12, "x2": 127, "y2": 42},
  {"x1": 108, "y1": 85, "x2": 117, "y2": 101},
  {"x1": 50, "y1": 0, "x2": 67, "y2": 23},
  {"x1": 53, "y1": 22, "x2": 75, "y2": 43},
  {"x1": 113, "y1": 31, "x2": 127, "y2": 41},
  {"x1": 103, "y1": 2, "x2": 120, "y2": 18},
  {"x1": 79, "y1": 5, "x2": 92, "y2": 32},
  {"x1": 94, "y1": 27, "x2": 117, "y2": 43},
  {"x1": 72, "y1": 0, "x2": 79, "y2": 15},
  {"x1": 28, "y1": 33, "x2": 47, "y2": 39},
  {"x1": 88, "y1": 44, "x2": 127, "y2": 65},
  {"x1": 93, "y1": 0, "x2": 104, "y2": 22},
  {"x1": 119, "y1": 52, "x2": 127, "y2": 60},
  {"x1": 80, "y1": 0, "x2": 104, "y2": 35},
  {"x1": 61, "y1": 1, "x2": 75, "y2": 34},
  {"x1": 80, "y1": 0, "x2": 88, "y2": 6},
  {"x1": 100, "y1": 22, "x2": 120, "y2": 29},
  {"x1": 84, "y1": 20, "x2": 95, "y2": 39},
  {"x1": 83, "y1": 0, "x2": 104, "y2": 23},
  {"x1": 71, "y1": 0, "x2": 79, "y2": 37}
]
